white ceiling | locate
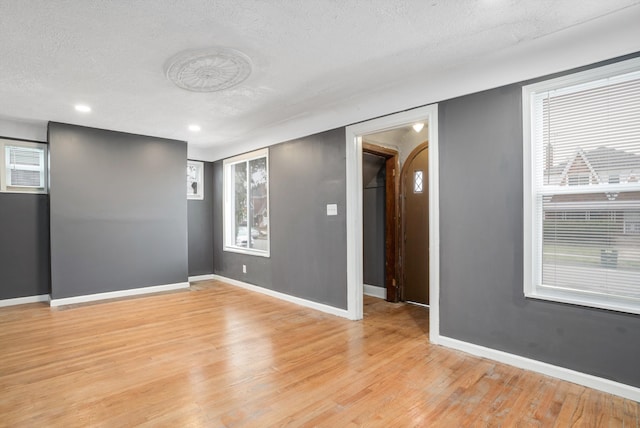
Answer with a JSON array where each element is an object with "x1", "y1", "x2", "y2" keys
[{"x1": 1, "y1": 1, "x2": 639, "y2": 161}]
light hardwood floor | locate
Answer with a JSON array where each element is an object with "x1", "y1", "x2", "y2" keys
[{"x1": 1, "y1": 280, "x2": 638, "y2": 427}]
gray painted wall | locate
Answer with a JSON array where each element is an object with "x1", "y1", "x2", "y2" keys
[
  {"x1": 48, "y1": 123, "x2": 188, "y2": 299},
  {"x1": 213, "y1": 128, "x2": 348, "y2": 309},
  {"x1": 188, "y1": 161, "x2": 214, "y2": 276},
  {"x1": 439, "y1": 76, "x2": 640, "y2": 387},
  {"x1": 363, "y1": 153, "x2": 385, "y2": 287},
  {"x1": 0, "y1": 193, "x2": 50, "y2": 299}
]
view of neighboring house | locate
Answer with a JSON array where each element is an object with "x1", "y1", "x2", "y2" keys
[
  {"x1": 544, "y1": 145, "x2": 640, "y2": 233},
  {"x1": 542, "y1": 145, "x2": 640, "y2": 298},
  {"x1": 545, "y1": 145, "x2": 640, "y2": 186}
]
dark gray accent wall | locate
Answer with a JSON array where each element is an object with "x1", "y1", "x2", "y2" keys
[
  {"x1": 188, "y1": 161, "x2": 214, "y2": 276},
  {"x1": 439, "y1": 79, "x2": 640, "y2": 387},
  {"x1": 213, "y1": 128, "x2": 348, "y2": 309},
  {"x1": 0, "y1": 193, "x2": 50, "y2": 299},
  {"x1": 363, "y1": 153, "x2": 385, "y2": 287},
  {"x1": 48, "y1": 123, "x2": 188, "y2": 299}
]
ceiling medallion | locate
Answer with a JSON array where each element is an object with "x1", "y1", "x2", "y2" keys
[{"x1": 165, "y1": 47, "x2": 252, "y2": 92}]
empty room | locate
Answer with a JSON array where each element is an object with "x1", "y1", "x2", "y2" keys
[{"x1": 1, "y1": 1, "x2": 640, "y2": 426}]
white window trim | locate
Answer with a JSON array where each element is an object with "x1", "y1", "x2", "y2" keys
[
  {"x1": 187, "y1": 160, "x2": 204, "y2": 200},
  {"x1": 0, "y1": 138, "x2": 48, "y2": 194},
  {"x1": 223, "y1": 148, "x2": 270, "y2": 257},
  {"x1": 523, "y1": 56, "x2": 640, "y2": 315}
]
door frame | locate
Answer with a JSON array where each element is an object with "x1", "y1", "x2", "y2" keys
[
  {"x1": 399, "y1": 142, "x2": 429, "y2": 304},
  {"x1": 362, "y1": 142, "x2": 400, "y2": 302},
  {"x1": 345, "y1": 103, "x2": 440, "y2": 344}
]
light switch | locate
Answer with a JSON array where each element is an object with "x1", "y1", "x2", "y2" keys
[{"x1": 326, "y1": 204, "x2": 338, "y2": 216}]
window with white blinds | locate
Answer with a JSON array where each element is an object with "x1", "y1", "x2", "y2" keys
[
  {"x1": 0, "y1": 138, "x2": 48, "y2": 194},
  {"x1": 523, "y1": 57, "x2": 640, "y2": 314}
]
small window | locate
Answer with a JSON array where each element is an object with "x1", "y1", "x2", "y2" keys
[
  {"x1": 187, "y1": 160, "x2": 204, "y2": 200},
  {"x1": 414, "y1": 170, "x2": 423, "y2": 193},
  {"x1": 223, "y1": 148, "x2": 269, "y2": 257},
  {"x1": 523, "y1": 56, "x2": 640, "y2": 315},
  {"x1": 568, "y1": 174, "x2": 590, "y2": 186},
  {"x1": 0, "y1": 138, "x2": 48, "y2": 194}
]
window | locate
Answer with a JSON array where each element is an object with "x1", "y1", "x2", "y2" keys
[
  {"x1": 0, "y1": 138, "x2": 48, "y2": 194},
  {"x1": 414, "y1": 170, "x2": 423, "y2": 193},
  {"x1": 523, "y1": 57, "x2": 640, "y2": 314},
  {"x1": 223, "y1": 148, "x2": 269, "y2": 257},
  {"x1": 187, "y1": 160, "x2": 204, "y2": 200}
]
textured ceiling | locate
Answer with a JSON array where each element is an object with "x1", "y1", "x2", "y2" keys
[
  {"x1": 365, "y1": 125, "x2": 428, "y2": 166},
  {"x1": 1, "y1": 1, "x2": 639, "y2": 160}
]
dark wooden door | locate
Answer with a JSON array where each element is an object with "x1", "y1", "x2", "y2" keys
[{"x1": 403, "y1": 146, "x2": 429, "y2": 305}]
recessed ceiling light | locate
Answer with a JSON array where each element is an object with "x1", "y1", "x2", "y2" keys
[
  {"x1": 412, "y1": 122, "x2": 425, "y2": 133},
  {"x1": 74, "y1": 104, "x2": 91, "y2": 113},
  {"x1": 188, "y1": 124, "x2": 201, "y2": 132}
]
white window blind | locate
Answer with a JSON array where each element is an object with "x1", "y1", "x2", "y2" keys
[
  {"x1": 0, "y1": 140, "x2": 47, "y2": 193},
  {"x1": 524, "y1": 57, "x2": 640, "y2": 314},
  {"x1": 6, "y1": 145, "x2": 45, "y2": 188}
]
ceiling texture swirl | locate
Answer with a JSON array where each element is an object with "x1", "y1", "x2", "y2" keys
[{"x1": 1, "y1": 0, "x2": 639, "y2": 160}]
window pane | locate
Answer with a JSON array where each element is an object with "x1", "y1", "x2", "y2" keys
[
  {"x1": 187, "y1": 164, "x2": 198, "y2": 196},
  {"x1": 414, "y1": 170, "x2": 423, "y2": 193},
  {"x1": 539, "y1": 73, "x2": 640, "y2": 188},
  {"x1": 232, "y1": 162, "x2": 248, "y2": 248},
  {"x1": 542, "y1": 192, "x2": 640, "y2": 300},
  {"x1": 223, "y1": 148, "x2": 269, "y2": 256},
  {"x1": 10, "y1": 169, "x2": 41, "y2": 187},
  {"x1": 249, "y1": 157, "x2": 268, "y2": 250},
  {"x1": 187, "y1": 161, "x2": 204, "y2": 199},
  {"x1": 8, "y1": 146, "x2": 41, "y2": 166}
]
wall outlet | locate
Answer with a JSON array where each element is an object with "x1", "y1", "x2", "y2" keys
[{"x1": 242, "y1": 264, "x2": 246, "y2": 274}]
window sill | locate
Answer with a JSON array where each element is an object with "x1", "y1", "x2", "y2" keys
[
  {"x1": 1, "y1": 187, "x2": 48, "y2": 195},
  {"x1": 223, "y1": 246, "x2": 270, "y2": 258},
  {"x1": 525, "y1": 286, "x2": 640, "y2": 316}
]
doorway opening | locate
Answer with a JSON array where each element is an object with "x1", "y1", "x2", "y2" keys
[
  {"x1": 361, "y1": 143, "x2": 399, "y2": 302},
  {"x1": 361, "y1": 128, "x2": 429, "y2": 306},
  {"x1": 345, "y1": 104, "x2": 440, "y2": 343}
]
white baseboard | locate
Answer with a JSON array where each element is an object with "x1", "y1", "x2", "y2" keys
[
  {"x1": 49, "y1": 282, "x2": 190, "y2": 307},
  {"x1": 212, "y1": 274, "x2": 350, "y2": 319},
  {"x1": 189, "y1": 274, "x2": 215, "y2": 282},
  {"x1": 438, "y1": 335, "x2": 640, "y2": 403},
  {"x1": 363, "y1": 284, "x2": 386, "y2": 299},
  {"x1": 0, "y1": 294, "x2": 50, "y2": 308}
]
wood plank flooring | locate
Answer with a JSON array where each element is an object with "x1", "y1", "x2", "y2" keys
[{"x1": 1, "y1": 280, "x2": 638, "y2": 427}]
